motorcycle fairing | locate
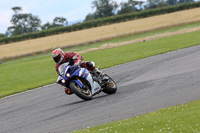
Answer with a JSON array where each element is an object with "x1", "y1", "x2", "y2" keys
[
  {"x1": 56, "y1": 76, "x2": 64, "y2": 83},
  {"x1": 72, "y1": 67, "x2": 101, "y2": 95},
  {"x1": 57, "y1": 64, "x2": 101, "y2": 95}
]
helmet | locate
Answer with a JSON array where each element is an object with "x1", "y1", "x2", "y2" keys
[{"x1": 52, "y1": 48, "x2": 65, "y2": 64}]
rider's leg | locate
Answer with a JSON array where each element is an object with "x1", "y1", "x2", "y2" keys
[
  {"x1": 80, "y1": 61, "x2": 103, "y2": 75},
  {"x1": 80, "y1": 61, "x2": 95, "y2": 71}
]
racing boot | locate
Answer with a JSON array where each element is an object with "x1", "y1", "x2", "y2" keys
[
  {"x1": 92, "y1": 67, "x2": 103, "y2": 77},
  {"x1": 65, "y1": 88, "x2": 73, "y2": 95},
  {"x1": 92, "y1": 67, "x2": 107, "y2": 87}
]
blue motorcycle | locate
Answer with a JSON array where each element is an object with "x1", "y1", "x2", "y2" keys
[{"x1": 57, "y1": 62, "x2": 117, "y2": 101}]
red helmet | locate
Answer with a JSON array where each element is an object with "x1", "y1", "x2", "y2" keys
[{"x1": 52, "y1": 48, "x2": 65, "y2": 64}]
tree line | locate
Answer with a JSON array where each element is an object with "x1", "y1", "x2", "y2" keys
[
  {"x1": 86, "y1": 0, "x2": 196, "y2": 21},
  {"x1": 0, "y1": 0, "x2": 197, "y2": 38}
]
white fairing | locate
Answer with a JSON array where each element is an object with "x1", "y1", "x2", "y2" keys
[
  {"x1": 56, "y1": 76, "x2": 63, "y2": 83},
  {"x1": 91, "y1": 82, "x2": 101, "y2": 95},
  {"x1": 79, "y1": 68, "x2": 101, "y2": 95}
]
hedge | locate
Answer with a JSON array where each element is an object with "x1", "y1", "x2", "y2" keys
[{"x1": 1, "y1": 2, "x2": 200, "y2": 45}]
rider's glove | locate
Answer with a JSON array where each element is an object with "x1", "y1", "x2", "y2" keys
[
  {"x1": 73, "y1": 58, "x2": 82, "y2": 67},
  {"x1": 74, "y1": 62, "x2": 80, "y2": 67}
]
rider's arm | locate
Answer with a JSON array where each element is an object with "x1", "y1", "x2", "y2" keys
[{"x1": 70, "y1": 52, "x2": 83, "y2": 65}]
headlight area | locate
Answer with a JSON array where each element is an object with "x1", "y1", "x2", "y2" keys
[
  {"x1": 61, "y1": 79, "x2": 66, "y2": 84},
  {"x1": 57, "y1": 79, "x2": 66, "y2": 85},
  {"x1": 66, "y1": 73, "x2": 70, "y2": 78}
]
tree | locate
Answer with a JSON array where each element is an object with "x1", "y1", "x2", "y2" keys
[
  {"x1": 41, "y1": 17, "x2": 68, "y2": 30},
  {"x1": 6, "y1": 7, "x2": 41, "y2": 36},
  {"x1": 92, "y1": 0, "x2": 118, "y2": 18},
  {"x1": 0, "y1": 33, "x2": 6, "y2": 38},
  {"x1": 137, "y1": 1, "x2": 145, "y2": 10},
  {"x1": 41, "y1": 22, "x2": 52, "y2": 30},
  {"x1": 166, "y1": 0, "x2": 178, "y2": 5},
  {"x1": 53, "y1": 17, "x2": 68, "y2": 26},
  {"x1": 178, "y1": 0, "x2": 194, "y2": 4},
  {"x1": 146, "y1": 0, "x2": 168, "y2": 9},
  {"x1": 12, "y1": 6, "x2": 22, "y2": 14},
  {"x1": 117, "y1": 0, "x2": 144, "y2": 15},
  {"x1": 84, "y1": 13, "x2": 98, "y2": 21}
]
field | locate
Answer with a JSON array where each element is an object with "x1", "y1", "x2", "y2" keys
[{"x1": 1, "y1": 7, "x2": 200, "y2": 60}]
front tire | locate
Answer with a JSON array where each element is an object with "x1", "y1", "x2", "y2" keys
[
  {"x1": 69, "y1": 81, "x2": 93, "y2": 101},
  {"x1": 102, "y1": 74, "x2": 117, "y2": 94}
]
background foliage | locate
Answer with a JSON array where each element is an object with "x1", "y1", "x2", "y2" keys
[{"x1": 0, "y1": 1, "x2": 199, "y2": 45}]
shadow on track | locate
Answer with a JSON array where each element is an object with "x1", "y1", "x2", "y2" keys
[{"x1": 53, "y1": 94, "x2": 110, "y2": 109}]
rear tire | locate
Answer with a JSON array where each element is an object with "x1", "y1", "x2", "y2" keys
[
  {"x1": 69, "y1": 81, "x2": 93, "y2": 101},
  {"x1": 102, "y1": 74, "x2": 117, "y2": 94}
]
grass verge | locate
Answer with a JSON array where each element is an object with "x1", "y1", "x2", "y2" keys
[
  {"x1": 0, "y1": 30, "x2": 200, "y2": 98},
  {"x1": 74, "y1": 100, "x2": 200, "y2": 133}
]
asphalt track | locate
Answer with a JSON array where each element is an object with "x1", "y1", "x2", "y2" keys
[{"x1": 1, "y1": 45, "x2": 200, "y2": 133}]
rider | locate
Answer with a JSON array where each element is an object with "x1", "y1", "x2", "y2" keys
[{"x1": 52, "y1": 48, "x2": 101, "y2": 95}]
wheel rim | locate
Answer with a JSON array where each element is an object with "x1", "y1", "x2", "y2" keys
[
  {"x1": 75, "y1": 83, "x2": 92, "y2": 96},
  {"x1": 107, "y1": 80, "x2": 116, "y2": 88}
]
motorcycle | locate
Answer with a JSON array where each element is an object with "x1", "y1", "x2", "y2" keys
[{"x1": 56, "y1": 62, "x2": 117, "y2": 101}]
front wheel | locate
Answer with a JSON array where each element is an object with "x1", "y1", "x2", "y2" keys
[
  {"x1": 69, "y1": 81, "x2": 93, "y2": 101},
  {"x1": 102, "y1": 74, "x2": 117, "y2": 94}
]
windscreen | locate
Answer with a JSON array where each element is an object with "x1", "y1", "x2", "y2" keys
[{"x1": 58, "y1": 62, "x2": 69, "y2": 76}]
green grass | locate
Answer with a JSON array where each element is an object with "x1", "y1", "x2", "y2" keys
[
  {"x1": 0, "y1": 56, "x2": 55, "y2": 97},
  {"x1": 74, "y1": 100, "x2": 200, "y2": 133},
  {"x1": 0, "y1": 29, "x2": 200, "y2": 98},
  {"x1": 83, "y1": 29, "x2": 200, "y2": 68}
]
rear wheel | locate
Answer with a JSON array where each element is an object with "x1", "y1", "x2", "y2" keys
[
  {"x1": 69, "y1": 81, "x2": 93, "y2": 101},
  {"x1": 102, "y1": 74, "x2": 117, "y2": 94}
]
